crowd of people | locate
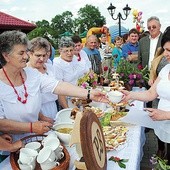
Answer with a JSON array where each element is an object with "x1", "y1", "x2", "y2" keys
[{"x1": 0, "y1": 15, "x2": 170, "y2": 167}]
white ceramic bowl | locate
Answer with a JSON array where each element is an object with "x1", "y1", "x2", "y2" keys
[
  {"x1": 53, "y1": 123, "x2": 73, "y2": 146},
  {"x1": 55, "y1": 108, "x2": 74, "y2": 124},
  {"x1": 103, "y1": 86, "x2": 111, "y2": 92},
  {"x1": 107, "y1": 90, "x2": 123, "y2": 103}
]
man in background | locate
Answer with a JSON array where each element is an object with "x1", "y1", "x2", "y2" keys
[
  {"x1": 139, "y1": 16, "x2": 162, "y2": 69},
  {"x1": 138, "y1": 16, "x2": 163, "y2": 157},
  {"x1": 83, "y1": 34, "x2": 102, "y2": 78},
  {"x1": 122, "y1": 28, "x2": 139, "y2": 64}
]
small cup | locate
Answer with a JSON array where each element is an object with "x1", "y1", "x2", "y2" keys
[
  {"x1": 19, "y1": 148, "x2": 38, "y2": 165},
  {"x1": 103, "y1": 86, "x2": 111, "y2": 92},
  {"x1": 25, "y1": 141, "x2": 41, "y2": 152},
  {"x1": 55, "y1": 151, "x2": 64, "y2": 161},
  {"x1": 47, "y1": 131, "x2": 58, "y2": 138},
  {"x1": 107, "y1": 90, "x2": 123, "y2": 103},
  {"x1": 37, "y1": 147, "x2": 56, "y2": 164},
  {"x1": 42, "y1": 136, "x2": 59, "y2": 146},
  {"x1": 18, "y1": 159, "x2": 36, "y2": 170},
  {"x1": 43, "y1": 138, "x2": 60, "y2": 151},
  {"x1": 40, "y1": 161, "x2": 60, "y2": 170}
]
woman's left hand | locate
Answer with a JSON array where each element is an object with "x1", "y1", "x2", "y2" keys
[
  {"x1": 144, "y1": 108, "x2": 169, "y2": 121},
  {"x1": 1, "y1": 134, "x2": 13, "y2": 143},
  {"x1": 39, "y1": 113, "x2": 54, "y2": 124}
]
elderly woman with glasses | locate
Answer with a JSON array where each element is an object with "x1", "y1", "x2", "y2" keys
[
  {"x1": 121, "y1": 26, "x2": 170, "y2": 165},
  {"x1": 0, "y1": 31, "x2": 108, "y2": 156},
  {"x1": 27, "y1": 37, "x2": 58, "y2": 122},
  {"x1": 53, "y1": 37, "x2": 90, "y2": 109}
]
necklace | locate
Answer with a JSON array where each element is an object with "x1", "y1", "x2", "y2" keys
[{"x1": 2, "y1": 67, "x2": 28, "y2": 104}]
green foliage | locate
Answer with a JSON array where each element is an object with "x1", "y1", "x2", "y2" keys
[
  {"x1": 100, "y1": 113, "x2": 112, "y2": 126},
  {"x1": 28, "y1": 4, "x2": 106, "y2": 48},
  {"x1": 76, "y1": 4, "x2": 106, "y2": 32},
  {"x1": 150, "y1": 154, "x2": 170, "y2": 170},
  {"x1": 109, "y1": 156, "x2": 129, "y2": 168},
  {"x1": 28, "y1": 20, "x2": 50, "y2": 39},
  {"x1": 77, "y1": 71, "x2": 98, "y2": 89},
  {"x1": 116, "y1": 59, "x2": 149, "y2": 87},
  {"x1": 51, "y1": 11, "x2": 74, "y2": 37}
]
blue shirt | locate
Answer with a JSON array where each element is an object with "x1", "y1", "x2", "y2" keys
[
  {"x1": 122, "y1": 42, "x2": 139, "y2": 58},
  {"x1": 83, "y1": 47, "x2": 101, "y2": 74},
  {"x1": 112, "y1": 47, "x2": 122, "y2": 68}
]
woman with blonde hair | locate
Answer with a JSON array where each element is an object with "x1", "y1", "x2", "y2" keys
[{"x1": 149, "y1": 47, "x2": 168, "y2": 158}]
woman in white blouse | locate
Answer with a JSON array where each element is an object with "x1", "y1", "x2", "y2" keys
[
  {"x1": 53, "y1": 37, "x2": 90, "y2": 108},
  {"x1": 121, "y1": 26, "x2": 170, "y2": 164},
  {"x1": 27, "y1": 37, "x2": 58, "y2": 121},
  {"x1": 0, "y1": 31, "x2": 108, "y2": 153}
]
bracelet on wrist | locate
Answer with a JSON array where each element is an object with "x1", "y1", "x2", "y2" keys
[
  {"x1": 87, "y1": 89, "x2": 91, "y2": 100},
  {"x1": 30, "y1": 122, "x2": 33, "y2": 133}
]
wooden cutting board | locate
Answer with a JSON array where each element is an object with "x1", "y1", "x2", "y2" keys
[{"x1": 80, "y1": 110, "x2": 107, "y2": 170}]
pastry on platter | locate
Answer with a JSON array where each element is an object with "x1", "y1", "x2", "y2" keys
[{"x1": 70, "y1": 108, "x2": 80, "y2": 120}]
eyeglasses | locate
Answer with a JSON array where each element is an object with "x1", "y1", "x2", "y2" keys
[
  {"x1": 61, "y1": 49, "x2": 74, "y2": 53},
  {"x1": 34, "y1": 54, "x2": 47, "y2": 59},
  {"x1": 148, "y1": 25, "x2": 157, "y2": 30}
]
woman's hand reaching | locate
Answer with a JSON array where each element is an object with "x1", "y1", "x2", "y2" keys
[
  {"x1": 0, "y1": 134, "x2": 24, "y2": 152},
  {"x1": 90, "y1": 89, "x2": 109, "y2": 103},
  {"x1": 120, "y1": 89, "x2": 132, "y2": 102},
  {"x1": 32, "y1": 121, "x2": 53, "y2": 134}
]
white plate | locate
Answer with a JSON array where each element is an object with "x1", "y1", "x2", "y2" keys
[{"x1": 55, "y1": 108, "x2": 74, "y2": 124}]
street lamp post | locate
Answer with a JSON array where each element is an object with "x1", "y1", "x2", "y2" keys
[{"x1": 107, "y1": 4, "x2": 131, "y2": 36}]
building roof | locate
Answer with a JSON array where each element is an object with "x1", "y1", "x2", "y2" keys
[{"x1": 0, "y1": 11, "x2": 36, "y2": 33}]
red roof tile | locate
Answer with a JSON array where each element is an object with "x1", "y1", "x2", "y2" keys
[{"x1": 0, "y1": 11, "x2": 36, "y2": 31}]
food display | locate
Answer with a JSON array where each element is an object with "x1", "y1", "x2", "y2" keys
[
  {"x1": 102, "y1": 125, "x2": 128, "y2": 150},
  {"x1": 109, "y1": 80, "x2": 125, "y2": 91},
  {"x1": 85, "y1": 106, "x2": 105, "y2": 118},
  {"x1": 110, "y1": 111, "x2": 127, "y2": 121},
  {"x1": 71, "y1": 98, "x2": 92, "y2": 107},
  {"x1": 70, "y1": 107, "x2": 80, "y2": 120},
  {"x1": 56, "y1": 128, "x2": 73, "y2": 134},
  {"x1": 70, "y1": 106, "x2": 105, "y2": 119},
  {"x1": 70, "y1": 98, "x2": 130, "y2": 152}
]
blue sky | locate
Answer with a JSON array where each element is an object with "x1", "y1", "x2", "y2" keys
[{"x1": 0, "y1": 0, "x2": 169, "y2": 32}]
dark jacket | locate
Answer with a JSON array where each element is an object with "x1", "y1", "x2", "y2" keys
[{"x1": 138, "y1": 33, "x2": 163, "y2": 68}]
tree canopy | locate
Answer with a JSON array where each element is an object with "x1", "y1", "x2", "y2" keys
[{"x1": 28, "y1": 4, "x2": 106, "y2": 48}]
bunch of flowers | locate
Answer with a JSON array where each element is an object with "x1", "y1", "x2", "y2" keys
[
  {"x1": 77, "y1": 70, "x2": 98, "y2": 89},
  {"x1": 116, "y1": 59, "x2": 149, "y2": 88},
  {"x1": 150, "y1": 154, "x2": 170, "y2": 170},
  {"x1": 109, "y1": 156, "x2": 129, "y2": 169}
]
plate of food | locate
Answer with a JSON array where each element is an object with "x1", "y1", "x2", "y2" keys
[
  {"x1": 102, "y1": 125, "x2": 128, "y2": 151},
  {"x1": 71, "y1": 98, "x2": 92, "y2": 107},
  {"x1": 84, "y1": 106, "x2": 105, "y2": 118}
]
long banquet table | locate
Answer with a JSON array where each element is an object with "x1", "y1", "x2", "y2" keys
[
  {"x1": 0, "y1": 104, "x2": 146, "y2": 170},
  {"x1": 0, "y1": 88, "x2": 146, "y2": 170}
]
